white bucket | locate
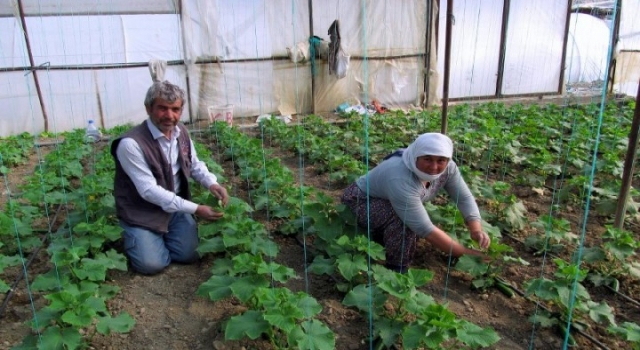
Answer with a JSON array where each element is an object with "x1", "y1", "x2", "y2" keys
[{"x1": 207, "y1": 104, "x2": 234, "y2": 126}]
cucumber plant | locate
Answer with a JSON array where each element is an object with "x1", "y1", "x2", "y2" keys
[
  {"x1": 525, "y1": 258, "x2": 617, "y2": 346},
  {"x1": 343, "y1": 265, "x2": 501, "y2": 349},
  {"x1": 455, "y1": 242, "x2": 529, "y2": 298}
]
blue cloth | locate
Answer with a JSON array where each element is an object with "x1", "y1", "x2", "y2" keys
[
  {"x1": 382, "y1": 148, "x2": 405, "y2": 160},
  {"x1": 120, "y1": 212, "x2": 199, "y2": 274},
  {"x1": 309, "y1": 36, "x2": 323, "y2": 76}
]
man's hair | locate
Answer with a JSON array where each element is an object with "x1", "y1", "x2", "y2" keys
[{"x1": 144, "y1": 81, "x2": 185, "y2": 108}]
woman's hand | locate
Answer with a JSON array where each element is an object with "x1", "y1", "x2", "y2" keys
[{"x1": 470, "y1": 230, "x2": 490, "y2": 249}]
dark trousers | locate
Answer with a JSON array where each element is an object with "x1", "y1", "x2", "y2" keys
[{"x1": 341, "y1": 183, "x2": 416, "y2": 270}]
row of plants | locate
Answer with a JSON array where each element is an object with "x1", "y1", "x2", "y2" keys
[
  {"x1": 202, "y1": 121, "x2": 501, "y2": 349},
  {"x1": 194, "y1": 123, "x2": 337, "y2": 349},
  {"x1": 1, "y1": 128, "x2": 136, "y2": 349}
]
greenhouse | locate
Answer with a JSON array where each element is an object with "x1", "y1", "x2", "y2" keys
[{"x1": 1, "y1": 1, "x2": 640, "y2": 349}]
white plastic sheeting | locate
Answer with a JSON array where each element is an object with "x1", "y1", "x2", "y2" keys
[
  {"x1": 0, "y1": 0, "x2": 639, "y2": 138},
  {"x1": 437, "y1": 0, "x2": 504, "y2": 99},
  {"x1": 502, "y1": 0, "x2": 568, "y2": 95},
  {"x1": 437, "y1": 0, "x2": 569, "y2": 98},
  {"x1": 0, "y1": 0, "x2": 179, "y2": 16},
  {"x1": 614, "y1": 1, "x2": 640, "y2": 97},
  {"x1": 566, "y1": 13, "x2": 611, "y2": 84}
]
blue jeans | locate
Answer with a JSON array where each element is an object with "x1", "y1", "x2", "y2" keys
[{"x1": 120, "y1": 212, "x2": 199, "y2": 275}]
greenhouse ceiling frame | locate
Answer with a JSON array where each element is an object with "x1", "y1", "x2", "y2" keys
[{"x1": 0, "y1": 0, "x2": 629, "y2": 135}]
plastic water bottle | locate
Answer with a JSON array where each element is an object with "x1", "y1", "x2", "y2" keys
[{"x1": 85, "y1": 120, "x2": 102, "y2": 142}]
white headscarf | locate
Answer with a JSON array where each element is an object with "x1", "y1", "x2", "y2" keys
[{"x1": 402, "y1": 132, "x2": 453, "y2": 182}]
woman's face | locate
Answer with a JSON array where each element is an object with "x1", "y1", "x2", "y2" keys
[{"x1": 416, "y1": 155, "x2": 449, "y2": 174}]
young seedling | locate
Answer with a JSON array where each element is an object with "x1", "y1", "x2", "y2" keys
[{"x1": 455, "y1": 241, "x2": 529, "y2": 298}]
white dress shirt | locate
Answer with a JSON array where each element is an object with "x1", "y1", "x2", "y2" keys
[{"x1": 116, "y1": 119, "x2": 218, "y2": 214}]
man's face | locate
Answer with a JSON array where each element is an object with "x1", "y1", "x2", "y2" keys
[{"x1": 147, "y1": 98, "x2": 183, "y2": 136}]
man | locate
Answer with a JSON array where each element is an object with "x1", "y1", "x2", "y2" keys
[{"x1": 111, "y1": 80, "x2": 229, "y2": 275}]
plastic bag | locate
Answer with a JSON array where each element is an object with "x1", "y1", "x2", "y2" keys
[
  {"x1": 286, "y1": 41, "x2": 310, "y2": 63},
  {"x1": 336, "y1": 48, "x2": 350, "y2": 79}
]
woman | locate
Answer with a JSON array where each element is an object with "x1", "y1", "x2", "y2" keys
[{"x1": 341, "y1": 132, "x2": 489, "y2": 272}]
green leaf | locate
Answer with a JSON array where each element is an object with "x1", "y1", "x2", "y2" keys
[
  {"x1": 96, "y1": 250, "x2": 128, "y2": 271},
  {"x1": 100, "y1": 224, "x2": 123, "y2": 242},
  {"x1": 403, "y1": 323, "x2": 439, "y2": 349},
  {"x1": 525, "y1": 278, "x2": 557, "y2": 300},
  {"x1": 96, "y1": 312, "x2": 136, "y2": 335},
  {"x1": 608, "y1": 322, "x2": 640, "y2": 342},
  {"x1": 336, "y1": 253, "x2": 368, "y2": 281},
  {"x1": 455, "y1": 255, "x2": 489, "y2": 278},
  {"x1": 529, "y1": 312, "x2": 556, "y2": 327},
  {"x1": 0, "y1": 254, "x2": 22, "y2": 272},
  {"x1": 30, "y1": 307, "x2": 62, "y2": 332},
  {"x1": 263, "y1": 305, "x2": 300, "y2": 333},
  {"x1": 296, "y1": 294, "x2": 323, "y2": 318},
  {"x1": 574, "y1": 247, "x2": 606, "y2": 264},
  {"x1": 250, "y1": 237, "x2": 279, "y2": 257},
  {"x1": 308, "y1": 256, "x2": 334, "y2": 275},
  {"x1": 96, "y1": 284, "x2": 120, "y2": 300},
  {"x1": 0, "y1": 279, "x2": 10, "y2": 293},
  {"x1": 73, "y1": 258, "x2": 108, "y2": 281},
  {"x1": 224, "y1": 310, "x2": 270, "y2": 340},
  {"x1": 406, "y1": 268, "x2": 434, "y2": 287},
  {"x1": 456, "y1": 321, "x2": 501, "y2": 347},
  {"x1": 38, "y1": 325, "x2": 83, "y2": 350},
  {"x1": 223, "y1": 233, "x2": 252, "y2": 249},
  {"x1": 288, "y1": 320, "x2": 336, "y2": 350},
  {"x1": 61, "y1": 304, "x2": 95, "y2": 327},
  {"x1": 504, "y1": 201, "x2": 527, "y2": 230},
  {"x1": 196, "y1": 275, "x2": 236, "y2": 301},
  {"x1": 404, "y1": 291, "x2": 436, "y2": 316},
  {"x1": 342, "y1": 284, "x2": 386, "y2": 316},
  {"x1": 257, "y1": 262, "x2": 296, "y2": 283},
  {"x1": 628, "y1": 261, "x2": 640, "y2": 279},
  {"x1": 85, "y1": 296, "x2": 108, "y2": 314},
  {"x1": 587, "y1": 301, "x2": 616, "y2": 325},
  {"x1": 375, "y1": 318, "x2": 403, "y2": 348},
  {"x1": 374, "y1": 268, "x2": 414, "y2": 299},
  {"x1": 45, "y1": 290, "x2": 79, "y2": 311},
  {"x1": 230, "y1": 275, "x2": 270, "y2": 303},
  {"x1": 11, "y1": 334, "x2": 39, "y2": 350},
  {"x1": 197, "y1": 237, "x2": 225, "y2": 254},
  {"x1": 471, "y1": 278, "x2": 493, "y2": 290}
]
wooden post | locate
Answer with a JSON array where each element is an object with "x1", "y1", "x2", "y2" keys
[
  {"x1": 17, "y1": 0, "x2": 49, "y2": 132},
  {"x1": 614, "y1": 80, "x2": 640, "y2": 228}
]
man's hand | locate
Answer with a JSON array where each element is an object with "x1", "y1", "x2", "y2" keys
[
  {"x1": 470, "y1": 230, "x2": 490, "y2": 249},
  {"x1": 195, "y1": 205, "x2": 224, "y2": 221},
  {"x1": 209, "y1": 184, "x2": 229, "y2": 206}
]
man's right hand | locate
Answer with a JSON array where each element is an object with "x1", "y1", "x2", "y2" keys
[{"x1": 195, "y1": 205, "x2": 224, "y2": 221}]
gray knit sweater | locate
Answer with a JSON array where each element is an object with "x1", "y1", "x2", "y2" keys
[{"x1": 355, "y1": 156, "x2": 481, "y2": 237}]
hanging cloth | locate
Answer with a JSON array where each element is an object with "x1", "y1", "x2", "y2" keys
[
  {"x1": 148, "y1": 59, "x2": 167, "y2": 82},
  {"x1": 327, "y1": 20, "x2": 341, "y2": 76}
]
